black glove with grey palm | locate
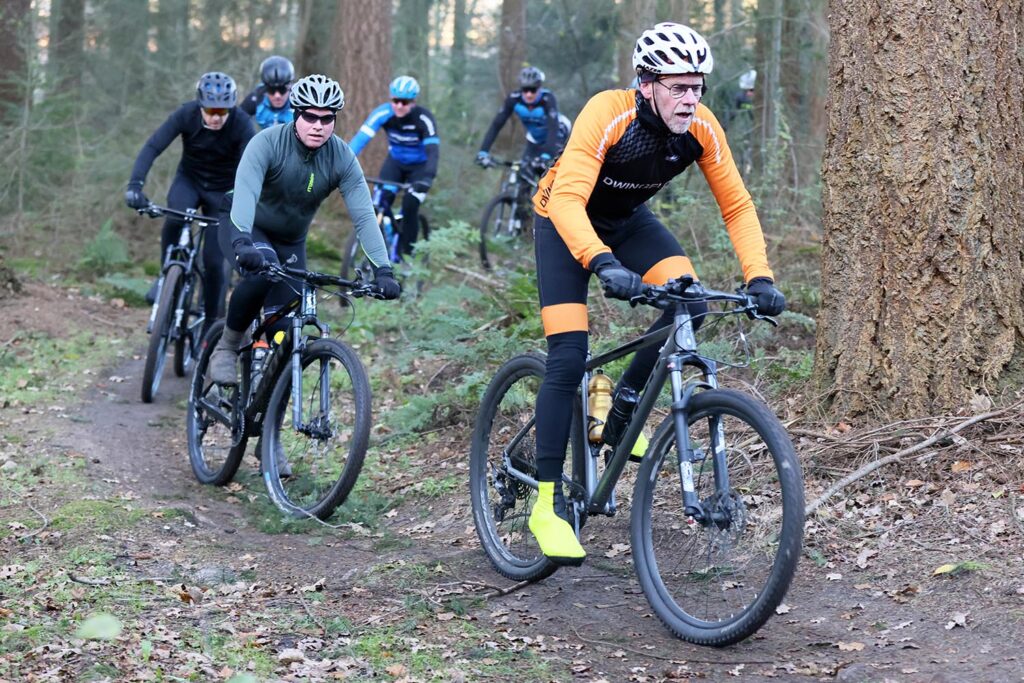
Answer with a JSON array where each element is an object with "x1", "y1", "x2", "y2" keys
[
  {"x1": 124, "y1": 181, "x2": 149, "y2": 210},
  {"x1": 745, "y1": 277, "x2": 786, "y2": 316},
  {"x1": 372, "y1": 266, "x2": 402, "y2": 300},
  {"x1": 232, "y1": 234, "x2": 265, "y2": 272},
  {"x1": 590, "y1": 253, "x2": 643, "y2": 302}
]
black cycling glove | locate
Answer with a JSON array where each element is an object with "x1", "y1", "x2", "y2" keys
[
  {"x1": 590, "y1": 253, "x2": 643, "y2": 301},
  {"x1": 372, "y1": 266, "x2": 402, "y2": 300},
  {"x1": 232, "y1": 235, "x2": 265, "y2": 272},
  {"x1": 124, "y1": 182, "x2": 149, "y2": 210},
  {"x1": 746, "y1": 277, "x2": 786, "y2": 316}
]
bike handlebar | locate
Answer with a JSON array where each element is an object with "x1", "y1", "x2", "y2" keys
[
  {"x1": 260, "y1": 263, "x2": 385, "y2": 299},
  {"x1": 363, "y1": 176, "x2": 416, "y2": 191},
  {"x1": 635, "y1": 277, "x2": 778, "y2": 325},
  {"x1": 137, "y1": 204, "x2": 219, "y2": 226}
]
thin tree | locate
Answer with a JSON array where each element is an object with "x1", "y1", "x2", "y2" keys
[
  {"x1": 497, "y1": 0, "x2": 525, "y2": 95},
  {"x1": 0, "y1": 0, "x2": 31, "y2": 112},
  {"x1": 394, "y1": 0, "x2": 432, "y2": 95},
  {"x1": 814, "y1": 0, "x2": 1024, "y2": 418},
  {"x1": 616, "y1": 0, "x2": 656, "y2": 86},
  {"x1": 49, "y1": 0, "x2": 85, "y2": 91},
  {"x1": 295, "y1": 0, "x2": 337, "y2": 76}
]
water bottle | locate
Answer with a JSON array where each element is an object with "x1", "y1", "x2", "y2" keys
[
  {"x1": 587, "y1": 371, "x2": 614, "y2": 443},
  {"x1": 250, "y1": 339, "x2": 270, "y2": 393},
  {"x1": 601, "y1": 386, "x2": 639, "y2": 448}
]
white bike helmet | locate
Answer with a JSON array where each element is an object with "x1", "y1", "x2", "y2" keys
[
  {"x1": 289, "y1": 74, "x2": 345, "y2": 111},
  {"x1": 739, "y1": 69, "x2": 757, "y2": 91},
  {"x1": 633, "y1": 23, "x2": 714, "y2": 77}
]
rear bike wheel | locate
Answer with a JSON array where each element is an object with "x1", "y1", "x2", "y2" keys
[
  {"x1": 479, "y1": 194, "x2": 530, "y2": 272},
  {"x1": 630, "y1": 389, "x2": 804, "y2": 646},
  {"x1": 469, "y1": 353, "x2": 584, "y2": 582},
  {"x1": 141, "y1": 264, "x2": 182, "y2": 403},
  {"x1": 186, "y1": 320, "x2": 247, "y2": 485},
  {"x1": 173, "y1": 269, "x2": 203, "y2": 377},
  {"x1": 339, "y1": 231, "x2": 369, "y2": 282},
  {"x1": 261, "y1": 338, "x2": 371, "y2": 519}
]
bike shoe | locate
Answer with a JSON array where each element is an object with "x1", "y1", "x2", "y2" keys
[
  {"x1": 145, "y1": 278, "x2": 160, "y2": 305},
  {"x1": 208, "y1": 343, "x2": 239, "y2": 386},
  {"x1": 628, "y1": 431, "x2": 649, "y2": 463},
  {"x1": 257, "y1": 438, "x2": 292, "y2": 479},
  {"x1": 529, "y1": 481, "x2": 586, "y2": 566}
]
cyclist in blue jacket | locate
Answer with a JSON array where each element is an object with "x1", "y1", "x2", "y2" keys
[
  {"x1": 239, "y1": 56, "x2": 295, "y2": 129},
  {"x1": 476, "y1": 66, "x2": 565, "y2": 169},
  {"x1": 348, "y1": 76, "x2": 439, "y2": 259}
]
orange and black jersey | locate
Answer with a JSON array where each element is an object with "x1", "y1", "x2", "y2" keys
[{"x1": 534, "y1": 89, "x2": 773, "y2": 283}]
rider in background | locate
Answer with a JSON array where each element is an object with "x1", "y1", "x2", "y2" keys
[
  {"x1": 348, "y1": 76, "x2": 439, "y2": 260},
  {"x1": 207, "y1": 74, "x2": 400, "y2": 387},
  {"x1": 239, "y1": 56, "x2": 295, "y2": 129},
  {"x1": 124, "y1": 72, "x2": 254, "y2": 329},
  {"x1": 527, "y1": 24, "x2": 786, "y2": 566},
  {"x1": 476, "y1": 66, "x2": 563, "y2": 169}
]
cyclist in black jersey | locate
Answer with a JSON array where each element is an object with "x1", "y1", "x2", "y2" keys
[
  {"x1": 348, "y1": 76, "x2": 439, "y2": 259},
  {"x1": 476, "y1": 66, "x2": 564, "y2": 169},
  {"x1": 239, "y1": 55, "x2": 295, "y2": 130},
  {"x1": 207, "y1": 74, "x2": 400, "y2": 387},
  {"x1": 125, "y1": 71, "x2": 254, "y2": 327}
]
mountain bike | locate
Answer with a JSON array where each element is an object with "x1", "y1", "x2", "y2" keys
[
  {"x1": 477, "y1": 156, "x2": 548, "y2": 271},
  {"x1": 187, "y1": 264, "x2": 381, "y2": 519},
  {"x1": 138, "y1": 205, "x2": 215, "y2": 404},
  {"x1": 469, "y1": 277, "x2": 805, "y2": 646},
  {"x1": 340, "y1": 176, "x2": 430, "y2": 281}
]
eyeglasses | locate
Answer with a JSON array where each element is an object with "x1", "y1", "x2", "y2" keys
[
  {"x1": 391, "y1": 98, "x2": 413, "y2": 106},
  {"x1": 202, "y1": 107, "x2": 229, "y2": 117},
  {"x1": 655, "y1": 80, "x2": 704, "y2": 99},
  {"x1": 266, "y1": 85, "x2": 290, "y2": 95},
  {"x1": 521, "y1": 86, "x2": 538, "y2": 94},
  {"x1": 297, "y1": 110, "x2": 337, "y2": 125}
]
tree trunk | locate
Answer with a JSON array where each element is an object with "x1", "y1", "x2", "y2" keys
[
  {"x1": 295, "y1": 0, "x2": 337, "y2": 76},
  {"x1": 451, "y1": 0, "x2": 468, "y2": 88},
  {"x1": 156, "y1": 0, "x2": 190, "y2": 76},
  {"x1": 394, "y1": 0, "x2": 432, "y2": 96},
  {"x1": 616, "y1": 0, "x2": 656, "y2": 86},
  {"x1": 49, "y1": 0, "x2": 85, "y2": 91},
  {"x1": 0, "y1": 0, "x2": 31, "y2": 111},
  {"x1": 498, "y1": 0, "x2": 525, "y2": 95},
  {"x1": 814, "y1": 0, "x2": 1024, "y2": 418},
  {"x1": 334, "y1": 0, "x2": 391, "y2": 176}
]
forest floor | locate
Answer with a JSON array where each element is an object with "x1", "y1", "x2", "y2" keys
[{"x1": 2, "y1": 281, "x2": 1023, "y2": 683}]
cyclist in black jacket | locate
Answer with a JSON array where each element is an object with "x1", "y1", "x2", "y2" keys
[{"x1": 124, "y1": 72, "x2": 255, "y2": 326}]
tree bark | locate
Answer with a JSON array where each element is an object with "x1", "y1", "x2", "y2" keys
[
  {"x1": 815, "y1": 0, "x2": 1024, "y2": 418},
  {"x1": 451, "y1": 0, "x2": 468, "y2": 88},
  {"x1": 49, "y1": 0, "x2": 85, "y2": 91},
  {"x1": 616, "y1": 0, "x2": 656, "y2": 87},
  {"x1": 296, "y1": 0, "x2": 337, "y2": 76},
  {"x1": 498, "y1": 0, "x2": 525, "y2": 95},
  {"x1": 156, "y1": 0, "x2": 190, "y2": 73},
  {"x1": 334, "y1": 0, "x2": 391, "y2": 175},
  {"x1": 394, "y1": 0, "x2": 432, "y2": 96}
]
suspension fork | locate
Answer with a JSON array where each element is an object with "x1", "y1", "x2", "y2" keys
[{"x1": 290, "y1": 315, "x2": 304, "y2": 430}]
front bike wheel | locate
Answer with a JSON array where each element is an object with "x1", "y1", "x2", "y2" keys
[
  {"x1": 470, "y1": 353, "x2": 583, "y2": 582},
  {"x1": 261, "y1": 338, "x2": 371, "y2": 520},
  {"x1": 630, "y1": 389, "x2": 804, "y2": 646},
  {"x1": 186, "y1": 320, "x2": 247, "y2": 485},
  {"x1": 173, "y1": 269, "x2": 203, "y2": 377},
  {"x1": 141, "y1": 264, "x2": 182, "y2": 403},
  {"x1": 478, "y1": 194, "x2": 527, "y2": 272}
]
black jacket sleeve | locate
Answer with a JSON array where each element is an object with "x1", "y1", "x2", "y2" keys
[
  {"x1": 239, "y1": 86, "x2": 263, "y2": 116},
  {"x1": 129, "y1": 104, "x2": 190, "y2": 185},
  {"x1": 479, "y1": 94, "x2": 516, "y2": 153}
]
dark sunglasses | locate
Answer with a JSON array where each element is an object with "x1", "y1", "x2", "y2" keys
[
  {"x1": 202, "y1": 107, "x2": 229, "y2": 117},
  {"x1": 391, "y1": 98, "x2": 413, "y2": 106},
  {"x1": 521, "y1": 86, "x2": 538, "y2": 94},
  {"x1": 266, "y1": 85, "x2": 289, "y2": 95},
  {"x1": 297, "y1": 110, "x2": 337, "y2": 125}
]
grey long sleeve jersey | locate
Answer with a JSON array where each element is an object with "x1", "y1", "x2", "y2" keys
[{"x1": 229, "y1": 123, "x2": 389, "y2": 269}]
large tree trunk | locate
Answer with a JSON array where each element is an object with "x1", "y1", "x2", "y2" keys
[
  {"x1": 295, "y1": 0, "x2": 337, "y2": 76},
  {"x1": 0, "y1": 0, "x2": 31, "y2": 112},
  {"x1": 334, "y1": 0, "x2": 391, "y2": 176},
  {"x1": 156, "y1": 0, "x2": 190, "y2": 81},
  {"x1": 616, "y1": 0, "x2": 656, "y2": 86},
  {"x1": 394, "y1": 0, "x2": 432, "y2": 96},
  {"x1": 814, "y1": 0, "x2": 1024, "y2": 418},
  {"x1": 450, "y1": 0, "x2": 468, "y2": 89}
]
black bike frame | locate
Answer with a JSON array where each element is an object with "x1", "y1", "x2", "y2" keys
[
  {"x1": 146, "y1": 208, "x2": 212, "y2": 338},
  {"x1": 501, "y1": 288, "x2": 754, "y2": 523}
]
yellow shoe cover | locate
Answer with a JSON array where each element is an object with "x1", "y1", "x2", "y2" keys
[
  {"x1": 628, "y1": 430, "x2": 649, "y2": 462},
  {"x1": 529, "y1": 482, "x2": 586, "y2": 566}
]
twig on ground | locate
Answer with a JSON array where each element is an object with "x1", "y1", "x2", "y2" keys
[
  {"x1": 296, "y1": 590, "x2": 327, "y2": 638},
  {"x1": 443, "y1": 264, "x2": 503, "y2": 288},
  {"x1": 569, "y1": 624, "x2": 778, "y2": 664},
  {"x1": 805, "y1": 402, "x2": 1020, "y2": 516},
  {"x1": 17, "y1": 498, "x2": 49, "y2": 540},
  {"x1": 68, "y1": 573, "x2": 112, "y2": 586},
  {"x1": 82, "y1": 309, "x2": 132, "y2": 329}
]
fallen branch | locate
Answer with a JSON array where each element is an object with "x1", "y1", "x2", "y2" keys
[
  {"x1": 18, "y1": 499, "x2": 49, "y2": 540},
  {"x1": 443, "y1": 264, "x2": 504, "y2": 288},
  {"x1": 805, "y1": 403, "x2": 1019, "y2": 516}
]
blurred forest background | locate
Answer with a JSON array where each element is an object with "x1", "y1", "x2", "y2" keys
[{"x1": 0, "y1": 0, "x2": 826, "y2": 260}]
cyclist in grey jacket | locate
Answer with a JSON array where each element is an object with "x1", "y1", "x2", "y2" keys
[{"x1": 209, "y1": 74, "x2": 400, "y2": 386}]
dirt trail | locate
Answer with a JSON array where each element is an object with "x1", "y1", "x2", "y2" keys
[{"x1": 4, "y1": 285, "x2": 1024, "y2": 681}]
